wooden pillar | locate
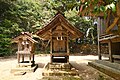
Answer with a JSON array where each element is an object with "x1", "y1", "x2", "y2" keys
[
  {"x1": 31, "y1": 43, "x2": 35, "y2": 65},
  {"x1": 29, "y1": 54, "x2": 31, "y2": 64},
  {"x1": 18, "y1": 42, "x2": 20, "y2": 51},
  {"x1": 67, "y1": 32, "x2": 69, "y2": 54},
  {"x1": 67, "y1": 37, "x2": 69, "y2": 53},
  {"x1": 108, "y1": 40, "x2": 113, "y2": 62},
  {"x1": 50, "y1": 34, "x2": 53, "y2": 63},
  {"x1": 22, "y1": 55, "x2": 24, "y2": 62},
  {"x1": 99, "y1": 43, "x2": 102, "y2": 60},
  {"x1": 50, "y1": 37, "x2": 52, "y2": 54},
  {"x1": 17, "y1": 53, "x2": 20, "y2": 64},
  {"x1": 33, "y1": 54, "x2": 35, "y2": 65},
  {"x1": 17, "y1": 42, "x2": 20, "y2": 63},
  {"x1": 66, "y1": 31, "x2": 69, "y2": 62},
  {"x1": 97, "y1": 17, "x2": 102, "y2": 60}
]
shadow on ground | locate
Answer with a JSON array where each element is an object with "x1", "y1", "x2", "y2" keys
[
  {"x1": 37, "y1": 63, "x2": 45, "y2": 68},
  {"x1": 69, "y1": 61, "x2": 115, "y2": 80}
]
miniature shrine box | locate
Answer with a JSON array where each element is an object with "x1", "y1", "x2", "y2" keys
[{"x1": 12, "y1": 32, "x2": 37, "y2": 67}]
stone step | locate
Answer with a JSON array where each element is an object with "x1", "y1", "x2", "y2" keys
[
  {"x1": 40, "y1": 76, "x2": 82, "y2": 80},
  {"x1": 42, "y1": 70, "x2": 79, "y2": 76},
  {"x1": 17, "y1": 63, "x2": 33, "y2": 67},
  {"x1": 47, "y1": 63, "x2": 72, "y2": 70},
  {"x1": 11, "y1": 64, "x2": 38, "y2": 73},
  {"x1": 14, "y1": 71, "x2": 26, "y2": 76},
  {"x1": 88, "y1": 60, "x2": 120, "y2": 80},
  {"x1": 42, "y1": 62, "x2": 79, "y2": 76},
  {"x1": 49, "y1": 65, "x2": 71, "y2": 70},
  {"x1": 95, "y1": 60, "x2": 120, "y2": 70}
]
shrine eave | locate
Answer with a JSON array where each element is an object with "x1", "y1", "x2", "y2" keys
[{"x1": 36, "y1": 13, "x2": 83, "y2": 40}]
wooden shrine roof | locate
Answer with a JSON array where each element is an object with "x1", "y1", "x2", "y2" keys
[
  {"x1": 99, "y1": 34, "x2": 120, "y2": 43},
  {"x1": 36, "y1": 13, "x2": 83, "y2": 40},
  {"x1": 12, "y1": 32, "x2": 37, "y2": 43}
]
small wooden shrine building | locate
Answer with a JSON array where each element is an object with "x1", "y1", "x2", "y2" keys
[
  {"x1": 98, "y1": 1, "x2": 120, "y2": 62},
  {"x1": 79, "y1": 0, "x2": 120, "y2": 62},
  {"x1": 36, "y1": 13, "x2": 83, "y2": 63},
  {"x1": 12, "y1": 32, "x2": 37, "y2": 67}
]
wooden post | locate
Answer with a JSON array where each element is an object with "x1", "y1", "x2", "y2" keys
[
  {"x1": 29, "y1": 54, "x2": 31, "y2": 64},
  {"x1": 50, "y1": 34, "x2": 53, "y2": 63},
  {"x1": 98, "y1": 42, "x2": 102, "y2": 60},
  {"x1": 67, "y1": 31, "x2": 69, "y2": 54},
  {"x1": 50, "y1": 37, "x2": 52, "y2": 54},
  {"x1": 22, "y1": 55, "x2": 24, "y2": 62},
  {"x1": 97, "y1": 17, "x2": 102, "y2": 60},
  {"x1": 67, "y1": 37, "x2": 69, "y2": 53},
  {"x1": 32, "y1": 54, "x2": 34, "y2": 65},
  {"x1": 50, "y1": 30, "x2": 52, "y2": 54},
  {"x1": 18, "y1": 42, "x2": 20, "y2": 51},
  {"x1": 17, "y1": 53, "x2": 20, "y2": 64},
  {"x1": 66, "y1": 31, "x2": 69, "y2": 62},
  {"x1": 31, "y1": 44, "x2": 34, "y2": 65},
  {"x1": 108, "y1": 40, "x2": 113, "y2": 62}
]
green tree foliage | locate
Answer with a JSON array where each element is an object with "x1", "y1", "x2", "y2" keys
[
  {"x1": 0, "y1": 0, "x2": 53, "y2": 56},
  {"x1": 0, "y1": 19, "x2": 22, "y2": 56},
  {"x1": 46, "y1": 0, "x2": 118, "y2": 15}
]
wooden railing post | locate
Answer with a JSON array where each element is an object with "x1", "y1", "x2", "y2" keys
[
  {"x1": 108, "y1": 40, "x2": 113, "y2": 62},
  {"x1": 97, "y1": 17, "x2": 102, "y2": 60}
]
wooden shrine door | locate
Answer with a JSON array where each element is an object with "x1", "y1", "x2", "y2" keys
[{"x1": 53, "y1": 39, "x2": 67, "y2": 53}]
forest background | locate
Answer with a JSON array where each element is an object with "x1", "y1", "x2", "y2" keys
[{"x1": 0, "y1": 0, "x2": 117, "y2": 56}]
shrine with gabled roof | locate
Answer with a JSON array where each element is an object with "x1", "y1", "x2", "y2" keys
[{"x1": 36, "y1": 12, "x2": 83, "y2": 63}]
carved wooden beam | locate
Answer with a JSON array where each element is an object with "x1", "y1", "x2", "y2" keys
[
  {"x1": 106, "y1": 17, "x2": 119, "y2": 33},
  {"x1": 106, "y1": 10, "x2": 111, "y2": 29},
  {"x1": 117, "y1": 1, "x2": 120, "y2": 17}
]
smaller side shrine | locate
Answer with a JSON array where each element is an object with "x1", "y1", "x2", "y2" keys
[{"x1": 11, "y1": 32, "x2": 38, "y2": 74}]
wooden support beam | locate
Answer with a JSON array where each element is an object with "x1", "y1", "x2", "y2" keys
[
  {"x1": 50, "y1": 30, "x2": 52, "y2": 54},
  {"x1": 17, "y1": 53, "x2": 20, "y2": 64},
  {"x1": 67, "y1": 31, "x2": 69, "y2": 63},
  {"x1": 98, "y1": 43, "x2": 102, "y2": 60},
  {"x1": 97, "y1": 17, "x2": 102, "y2": 60},
  {"x1": 29, "y1": 54, "x2": 31, "y2": 64},
  {"x1": 108, "y1": 40, "x2": 113, "y2": 62},
  {"x1": 50, "y1": 37, "x2": 52, "y2": 54},
  {"x1": 50, "y1": 31, "x2": 53, "y2": 63},
  {"x1": 106, "y1": 10, "x2": 111, "y2": 29},
  {"x1": 22, "y1": 55, "x2": 24, "y2": 62},
  {"x1": 106, "y1": 17, "x2": 119, "y2": 33},
  {"x1": 66, "y1": 31, "x2": 69, "y2": 54},
  {"x1": 116, "y1": 1, "x2": 120, "y2": 17}
]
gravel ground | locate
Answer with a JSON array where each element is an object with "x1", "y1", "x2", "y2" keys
[{"x1": 0, "y1": 54, "x2": 115, "y2": 80}]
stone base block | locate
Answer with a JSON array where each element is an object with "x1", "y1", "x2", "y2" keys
[
  {"x1": 11, "y1": 64, "x2": 38, "y2": 74},
  {"x1": 42, "y1": 63, "x2": 79, "y2": 76},
  {"x1": 88, "y1": 60, "x2": 120, "y2": 80}
]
